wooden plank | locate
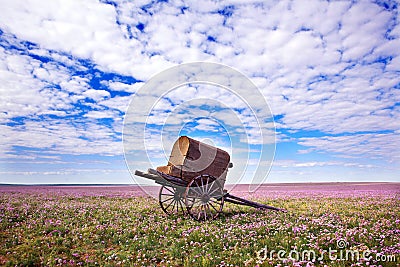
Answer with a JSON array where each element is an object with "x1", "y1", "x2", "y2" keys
[
  {"x1": 182, "y1": 136, "x2": 230, "y2": 183},
  {"x1": 168, "y1": 136, "x2": 189, "y2": 166},
  {"x1": 155, "y1": 165, "x2": 171, "y2": 174},
  {"x1": 134, "y1": 170, "x2": 162, "y2": 182},
  {"x1": 149, "y1": 169, "x2": 188, "y2": 186},
  {"x1": 156, "y1": 136, "x2": 230, "y2": 185}
]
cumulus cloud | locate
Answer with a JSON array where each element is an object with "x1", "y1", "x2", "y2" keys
[
  {"x1": 273, "y1": 159, "x2": 375, "y2": 169},
  {"x1": 0, "y1": 119, "x2": 122, "y2": 158},
  {"x1": 83, "y1": 89, "x2": 111, "y2": 101},
  {"x1": 298, "y1": 132, "x2": 400, "y2": 164},
  {"x1": 0, "y1": 0, "x2": 399, "y2": 183}
]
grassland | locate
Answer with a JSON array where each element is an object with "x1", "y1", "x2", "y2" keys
[{"x1": 0, "y1": 185, "x2": 399, "y2": 266}]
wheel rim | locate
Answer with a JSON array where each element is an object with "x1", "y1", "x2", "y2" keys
[
  {"x1": 159, "y1": 184, "x2": 186, "y2": 216},
  {"x1": 185, "y1": 175, "x2": 224, "y2": 221}
]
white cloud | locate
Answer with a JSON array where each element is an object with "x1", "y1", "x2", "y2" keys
[
  {"x1": 0, "y1": 49, "x2": 73, "y2": 121},
  {"x1": 298, "y1": 132, "x2": 400, "y2": 164},
  {"x1": 84, "y1": 110, "x2": 115, "y2": 119},
  {"x1": 99, "y1": 95, "x2": 132, "y2": 113},
  {"x1": 83, "y1": 89, "x2": 110, "y2": 101},
  {"x1": 193, "y1": 118, "x2": 222, "y2": 132},
  {"x1": 103, "y1": 81, "x2": 144, "y2": 93},
  {"x1": 1, "y1": 0, "x2": 399, "y2": 183},
  {"x1": 0, "y1": 119, "x2": 122, "y2": 158},
  {"x1": 273, "y1": 159, "x2": 376, "y2": 169}
]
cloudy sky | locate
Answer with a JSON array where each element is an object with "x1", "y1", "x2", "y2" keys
[{"x1": 0, "y1": 0, "x2": 399, "y2": 185}]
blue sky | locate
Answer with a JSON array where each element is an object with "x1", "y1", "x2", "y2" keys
[{"x1": 0, "y1": 0, "x2": 399, "y2": 184}]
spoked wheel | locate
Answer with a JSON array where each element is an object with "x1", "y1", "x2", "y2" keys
[
  {"x1": 185, "y1": 174, "x2": 224, "y2": 221},
  {"x1": 159, "y1": 184, "x2": 187, "y2": 216}
]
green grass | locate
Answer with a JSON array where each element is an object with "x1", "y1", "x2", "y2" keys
[{"x1": 0, "y1": 192, "x2": 399, "y2": 266}]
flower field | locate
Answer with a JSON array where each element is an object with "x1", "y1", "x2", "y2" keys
[{"x1": 0, "y1": 184, "x2": 399, "y2": 267}]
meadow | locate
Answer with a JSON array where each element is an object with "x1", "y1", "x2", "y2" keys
[{"x1": 0, "y1": 184, "x2": 399, "y2": 267}]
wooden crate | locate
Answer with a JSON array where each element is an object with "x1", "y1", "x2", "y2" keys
[{"x1": 156, "y1": 136, "x2": 230, "y2": 184}]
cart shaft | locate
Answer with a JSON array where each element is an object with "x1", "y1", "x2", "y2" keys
[
  {"x1": 224, "y1": 193, "x2": 286, "y2": 212},
  {"x1": 135, "y1": 169, "x2": 188, "y2": 187}
]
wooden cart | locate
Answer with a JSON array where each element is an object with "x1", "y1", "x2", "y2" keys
[{"x1": 135, "y1": 136, "x2": 285, "y2": 221}]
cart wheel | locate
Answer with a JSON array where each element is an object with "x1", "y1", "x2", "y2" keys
[
  {"x1": 185, "y1": 174, "x2": 224, "y2": 221},
  {"x1": 159, "y1": 184, "x2": 186, "y2": 216}
]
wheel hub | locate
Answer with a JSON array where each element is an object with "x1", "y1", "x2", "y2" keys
[
  {"x1": 201, "y1": 194, "x2": 210, "y2": 203},
  {"x1": 174, "y1": 194, "x2": 181, "y2": 201}
]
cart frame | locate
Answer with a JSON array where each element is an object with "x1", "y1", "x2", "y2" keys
[{"x1": 135, "y1": 168, "x2": 285, "y2": 221}]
